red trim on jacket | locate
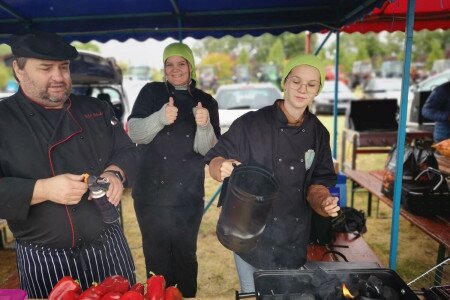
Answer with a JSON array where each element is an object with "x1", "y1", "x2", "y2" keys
[{"x1": 47, "y1": 98, "x2": 84, "y2": 248}]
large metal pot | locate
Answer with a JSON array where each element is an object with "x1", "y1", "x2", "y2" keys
[{"x1": 216, "y1": 165, "x2": 279, "y2": 253}]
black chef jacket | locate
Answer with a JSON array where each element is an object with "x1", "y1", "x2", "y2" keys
[
  {"x1": 128, "y1": 81, "x2": 220, "y2": 207},
  {"x1": 0, "y1": 90, "x2": 139, "y2": 249},
  {"x1": 204, "y1": 101, "x2": 336, "y2": 269}
]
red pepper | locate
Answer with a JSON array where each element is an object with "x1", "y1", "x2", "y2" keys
[
  {"x1": 49, "y1": 276, "x2": 81, "y2": 300},
  {"x1": 78, "y1": 285, "x2": 104, "y2": 300},
  {"x1": 163, "y1": 286, "x2": 182, "y2": 300},
  {"x1": 120, "y1": 291, "x2": 145, "y2": 300},
  {"x1": 130, "y1": 283, "x2": 145, "y2": 295},
  {"x1": 145, "y1": 273, "x2": 166, "y2": 300},
  {"x1": 60, "y1": 290, "x2": 81, "y2": 300},
  {"x1": 100, "y1": 292, "x2": 122, "y2": 300},
  {"x1": 99, "y1": 275, "x2": 130, "y2": 294}
]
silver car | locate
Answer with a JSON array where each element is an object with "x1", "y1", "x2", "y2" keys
[
  {"x1": 215, "y1": 82, "x2": 282, "y2": 133},
  {"x1": 363, "y1": 77, "x2": 403, "y2": 105},
  {"x1": 311, "y1": 80, "x2": 356, "y2": 115}
]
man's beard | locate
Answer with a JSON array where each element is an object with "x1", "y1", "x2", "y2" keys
[
  {"x1": 21, "y1": 73, "x2": 72, "y2": 105},
  {"x1": 40, "y1": 84, "x2": 72, "y2": 103}
]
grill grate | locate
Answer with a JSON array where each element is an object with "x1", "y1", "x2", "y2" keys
[{"x1": 408, "y1": 258, "x2": 450, "y2": 299}]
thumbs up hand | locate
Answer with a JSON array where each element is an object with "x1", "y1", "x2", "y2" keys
[
  {"x1": 165, "y1": 97, "x2": 178, "y2": 124},
  {"x1": 194, "y1": 102, "x2": 209, "y2": 127}
]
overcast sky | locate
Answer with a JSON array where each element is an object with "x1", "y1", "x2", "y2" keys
[
  {"x1": 95, "y1": 33, "x2": 332, "y2": 69},
  {"x1": 96, "y1": 37, "x2": 197, "y2": 70}
]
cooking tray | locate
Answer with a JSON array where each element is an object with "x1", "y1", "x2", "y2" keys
[{"x1": 253, "y1": 268, "x2": 418, "y2": 299}]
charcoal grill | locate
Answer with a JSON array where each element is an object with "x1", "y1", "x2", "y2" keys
[{"x1": 236, "y1": 267, "x2": 418, "y2": 299}]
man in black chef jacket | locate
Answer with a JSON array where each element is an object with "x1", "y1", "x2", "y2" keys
[{"x1": 0, "y1": 31, "x2": 138, "y2": 298}]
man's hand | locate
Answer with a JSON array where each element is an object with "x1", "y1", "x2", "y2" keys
[
  {"x1": 195, "y1": 102, "x2": 209, "y2": 127},
  {"x1": 321, "y1": 196, "x2": 340, "y2": 217},
  {"x1": 165, "y1": 97, "x2": 178, "y2": 124},
  {"x1": 99, "y1": 171, "x2": 124, "y2": 206},
  {"x1": 33, "y1": 174, "x2": 88, "y2": 205}
]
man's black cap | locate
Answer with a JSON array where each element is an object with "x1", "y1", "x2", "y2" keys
[{"x1": 9, "y1": 31, "x2": 78, "y2": 61}]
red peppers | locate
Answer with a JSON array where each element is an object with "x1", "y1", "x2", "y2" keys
[
  {"x1": 48, "y1": 276, "x2": 81, "y2": 300},
  {"x1": 145, "y1": 273, "x2": 166, "y2": 300},
  {"x1": 163, "y1": 286, "x2": 182, "y2": 300},
  {"x1": 48, "y1": 273, "x2": 182, "y2": 300},
  {"x1": 99, "y1": 275, "x2": 130, "y2": 294}
]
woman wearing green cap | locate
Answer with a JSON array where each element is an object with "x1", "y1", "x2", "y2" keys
[
  {"x1": 127, "y1": 42, "x2": 220, "y2": 297},
  {"x1": 205, "y1": 55, "x2": 340, "y2": 293}
]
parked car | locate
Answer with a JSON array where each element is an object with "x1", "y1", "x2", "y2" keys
[
  {"x1": 350, "y1": 60, "x2": 373, "y2": 89},
  {"x1": 70, "y1": 51, "x2": 131, "y2": 129},
  {"x1": 2, "y1": 52, "x2": 130, "y2": 129},
  {"x1": 412, "y1": 69, "x2": 450, "y2": 94},
  {"x1": 215, "y1": 82, "x2": 282, "y2": 133},
  {"x1": 122, "y1": 78, "x2": 148, "y2": 108},
  {"x1": 363, "y1": 77, "x2": 402, "y2": 105},
  {"x1": 310, "y1": 80, "x2": 356, "y2": 115},
  {"x1": 430, "y1": 59, "x2": 450, "y2": 76},
  {"x1": 379, "y1": 60, "x2": 403, "y2": 78},
  {"x1": 198, "y1": 65, "x2": 218, "y2": 92},
  {"x1": 233, "y1": 65, "x2": 251, "y2": 83},
  {"x1": 407, "y1": 69, "x2": 450, "y2": 125}
]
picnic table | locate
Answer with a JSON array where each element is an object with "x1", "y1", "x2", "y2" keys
[{"x1": 345, "y1": 168, "x2": 450, "y2": 265}]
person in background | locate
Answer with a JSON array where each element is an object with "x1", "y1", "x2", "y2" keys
[
  {"x1": 205, "y1": 55, "x2": 340, "y2": 293},
  {"x1": 422, "y1": 81, "x2": 450, "y2": 143},
  {"x1": 127, "y1": 42, "x2": 220, "y2": 297},
  {"x1": 0, "y1": 31, "x2": 138, "y2": 298}
]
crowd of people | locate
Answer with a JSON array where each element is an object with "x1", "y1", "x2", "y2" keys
[{"x1": 1, "y1": 30, "x2": 343, "y2": 298}]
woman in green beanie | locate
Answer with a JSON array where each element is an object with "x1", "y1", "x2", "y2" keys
[
  {"x1": 127, "y1": 42, "x2": 221, "y2": 297},
  {"x1": 205, "y1": 54, "x2": 340, "y2": 293}
]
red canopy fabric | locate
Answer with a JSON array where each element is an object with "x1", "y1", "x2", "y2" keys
[{"x1": 341, "y1": 0, "x2": 450, "y2": 33}]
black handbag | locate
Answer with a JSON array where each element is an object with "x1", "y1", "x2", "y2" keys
[
  {"x1": 381, "y1": 140, "x2": 438, "y2": 198},
  {"x1": 401, "y1": 167, "x2": 450, "y2": 216}
]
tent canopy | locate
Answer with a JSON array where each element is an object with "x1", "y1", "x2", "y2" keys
[
  {"x1": 0, "y1": 0, "x2": 386, "y2": 43},
  {"x1": 342, "y1": 0, "x2": 450, "y2": 33}
]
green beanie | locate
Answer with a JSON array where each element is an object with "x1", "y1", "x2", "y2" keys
[
  {"x1": 163, "y1": 42, "x2": 196, "y2": 80},
  {"x1": 282, "y1": 55, "x2": 326, "y2": 93}
]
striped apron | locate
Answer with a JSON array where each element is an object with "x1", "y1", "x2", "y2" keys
[{"x1": 15, "y1": 223, "x2": 136, "y2": 299}]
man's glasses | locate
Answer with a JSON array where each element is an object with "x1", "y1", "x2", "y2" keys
[{"x1": 286, "y1": 76, "x2": 320, "y2": 94}]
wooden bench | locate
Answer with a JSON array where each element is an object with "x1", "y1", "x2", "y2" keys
[
  {"x1": 307, "y1": 232, "x2": 383, "y2": 266},
  {"x1": 345, "y1": 169, "x2": 450, "y2": 264}
]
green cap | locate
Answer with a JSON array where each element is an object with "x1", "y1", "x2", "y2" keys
[
  {"x1": 163, "y1": 42, "x2": 196, "y2": 80},
  {"x1": 282, "y1": 55, "x2": 325, "y2": 93}
]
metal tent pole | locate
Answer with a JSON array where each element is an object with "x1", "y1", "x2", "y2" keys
[
  {"x1": 332, "y1": 30, "x2": 340, "y2": 160},
  {"x1": 389, "y1": 0, "x2": 416, "y2": 270}
]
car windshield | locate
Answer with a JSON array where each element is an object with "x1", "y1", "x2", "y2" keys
[{"x1": 216, "y1": 87, "x2": 280, "y2": 109}]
